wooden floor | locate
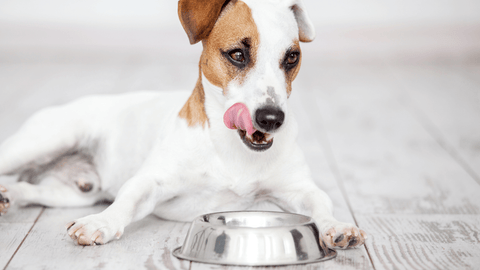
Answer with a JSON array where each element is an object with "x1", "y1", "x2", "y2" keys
[{"x1": 1, "y1": 26, "x2": 480, "y2": 270}]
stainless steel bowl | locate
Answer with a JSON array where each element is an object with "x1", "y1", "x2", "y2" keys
[{"x1": 173, "y1": 211, "x2": 336, "y2": 266}]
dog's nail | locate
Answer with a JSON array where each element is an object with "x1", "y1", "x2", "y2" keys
[
  {"x1": 66, "y1": 222, "x2": 75, "y2": 230},
  {"x1": 94, "y1": 235, "x2": 104, "y2": 245},
  {"x1": 91, "y1": 231, "x2": 102, "y2": 243}
]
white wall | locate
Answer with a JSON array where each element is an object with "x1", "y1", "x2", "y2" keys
[{"x1": 1, "y1": 0, "x2": 480, "y2": 28}]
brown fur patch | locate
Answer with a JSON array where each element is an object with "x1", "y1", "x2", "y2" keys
[
  {"x1": 178, "y1": 70, "x2": 209, "y2": 127},
  {"x1": 282, "y1": 40, "x2": 301, "y2": 96},
  {"x1": 200, "y1": 0, "x2": 259, "y2": 91},
  {"x1": 178, "y1": 0, "x2": 229, "y2": 44}
]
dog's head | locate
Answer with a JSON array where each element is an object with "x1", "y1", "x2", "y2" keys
[{"x1": 178, "y1": 0, "x2": 315, "y2": 152}]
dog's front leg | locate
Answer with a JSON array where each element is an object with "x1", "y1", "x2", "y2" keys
[
  {"x1": 271, "y1": 177, "x2": 367, "y2": 249},
  {"x1": 65, "y1": 174, "x2": 163, "y2": 246}
]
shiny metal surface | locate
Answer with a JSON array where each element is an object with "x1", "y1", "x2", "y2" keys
[{"x1": 173, "y1": 211, "x2": 337, "y2": 266}]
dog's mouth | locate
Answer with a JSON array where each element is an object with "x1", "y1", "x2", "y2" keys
[
  {"x1": 224, "y1": 102, "x2": 274, "y2": 152},
  {"x1": 237, "y1": 129, "x2": 273, "y2": 152}
]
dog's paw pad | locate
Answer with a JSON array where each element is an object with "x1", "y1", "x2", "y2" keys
[
  {"x1": 0, "y1": 185, "x2": 10, "y2": 216},
  {"x1": 322, "y1": 223, "x2": 367, "y2": 249},
  {"x1": 66, "y1": 215, "x2": 124, "y2": 246},
  {"x1": 334, "y1": 233, "x2": 344, "y2": 243}
]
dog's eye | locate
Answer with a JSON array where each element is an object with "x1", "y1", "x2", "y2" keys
[
  {"x1": 229, "y1": 50, "x2": 245, "y2": 63},
  {"x1": 283, "y1": 51, "x2": 300, "y2": 70},
  {"x1": 286, "y1": 53, "x2": 298, "y2": 65},
  {"x1": 223, "y1": 48, "x2": 249, "y2": 69}
]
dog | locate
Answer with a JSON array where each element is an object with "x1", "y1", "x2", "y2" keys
[{"x1": 0, "y1": 0, "x2": 366, "y2": 249}]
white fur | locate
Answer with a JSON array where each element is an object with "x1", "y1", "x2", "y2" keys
[{"x1": 0, "y1": 0, "x2": 365, "y2": 248}]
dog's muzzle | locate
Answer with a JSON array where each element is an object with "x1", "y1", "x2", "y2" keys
[{"x1": 224, "y1": 103, "x2": 284, "y2": 152}]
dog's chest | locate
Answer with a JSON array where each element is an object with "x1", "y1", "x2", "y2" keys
[{"x1": 153, "y1": 167, "x2": 271, "y2": 221}]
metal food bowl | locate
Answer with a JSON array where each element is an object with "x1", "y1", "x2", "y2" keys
[{"x1": 173, "y1": 211, "x2": 337, "y2": 266}]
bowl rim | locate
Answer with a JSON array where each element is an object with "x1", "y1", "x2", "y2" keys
[{"x1": 195, "y1": 210, "x2": 315, "y2": 229}]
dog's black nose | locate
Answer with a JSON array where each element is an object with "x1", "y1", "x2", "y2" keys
[{"x1": 255, "y1": 107, "x2": 285, "y2": 132}]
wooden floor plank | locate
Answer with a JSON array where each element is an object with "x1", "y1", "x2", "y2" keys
[
  {"x1": 291, "y1": 90, "x2": 374, "y2": 270},
  {"x1": 0, "y1": 215, "x2": 43, "y2": 269},
  {"x1": 389, "y1": 65, "x2": 480, "y2": 183},
  {"x1": 0, "y1": 223, "x2": 33, "y2": 268},
  {"x1": 297, "y1": 64, "x2": 480, "y2": 269},
  {"x1": 0, "y1": 176, "x2": 44, "y2": 269},
  {"x1": 6, "y1": 205, "x2": 192, "y2": 270},
  {"x1": 306, "y1": 65, "x2": 480, "y2": 215},
  {"x1": 357, "y1": 215, "x2": 480, "y2": 270}
]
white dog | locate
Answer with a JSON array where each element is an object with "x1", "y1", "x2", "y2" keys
[{"x1": 0, "y1": 0, "x2": 366, "y2": 249}]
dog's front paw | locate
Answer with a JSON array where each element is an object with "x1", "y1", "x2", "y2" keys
[
  {"x1": 0, "y1": 185, "x2": 11, "y2": 216},
  {"x1": 66, "y1": 214, "x2": 124, "y2": 246},
  {"x1": 320, "y1": 221, "x2": 367, "y2": 249}
]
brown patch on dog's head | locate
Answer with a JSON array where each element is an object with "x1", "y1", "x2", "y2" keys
[
  {"x1": 280, "y1": 40, "x2": 301, "y2": 96},
  {"x1": 200, "y1": 0, "x2": 259, "y2": 91}
]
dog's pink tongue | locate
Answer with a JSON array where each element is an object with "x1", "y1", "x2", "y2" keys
[{"x1": 223, "y1": 103, "x2": 256, "y2": 136}]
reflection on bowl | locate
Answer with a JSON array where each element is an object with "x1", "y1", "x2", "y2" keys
[{"x1": 173, "y1": 211, "x2": 336, "y2": 266}]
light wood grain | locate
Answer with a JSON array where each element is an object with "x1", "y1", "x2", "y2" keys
[
  {"x1": 0, "y1": 212, "x2": 43, "y2": 269},
  {"x1": 357, "y1": 215, "x2": 480, "y2": 270},
  {"x1": 6, "y1": 204, "x2": 192, "y2": 270},
  {"x1": 299, "y1": 64, "x2": 480, "y2": 269},
  {"x1": 390, "y1": 65, "x2": 480, "y2": 183},
  {"x1": 0, "y1": 174, "x2": 44, "y2": 269}
]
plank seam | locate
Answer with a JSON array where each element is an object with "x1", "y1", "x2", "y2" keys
[
  {"x1": 3, "y1": 207, "x2": 45, "y2": 270},
  {"x1": 310, "y1": 96, "x2": 377, "y2": 270}
]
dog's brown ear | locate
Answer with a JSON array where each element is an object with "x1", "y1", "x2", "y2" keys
[
  {"x1": 178, "y1": 0, "x2": 230, "y2": 44},
  {"x1": 291, "y1": 0, "x2": 315, "y2": 42}
]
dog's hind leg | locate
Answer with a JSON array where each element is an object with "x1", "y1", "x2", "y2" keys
[
  {"x1": 0, "y1": 152, "x2": 105, "y2": 216},
  {"x1": 0, "y1": 105, "x2": 87, "y2": 176}
]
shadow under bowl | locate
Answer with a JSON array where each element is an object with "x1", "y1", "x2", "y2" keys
[{"x1": 173, "y1": 211, "x2": 337, "y2": 266}]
